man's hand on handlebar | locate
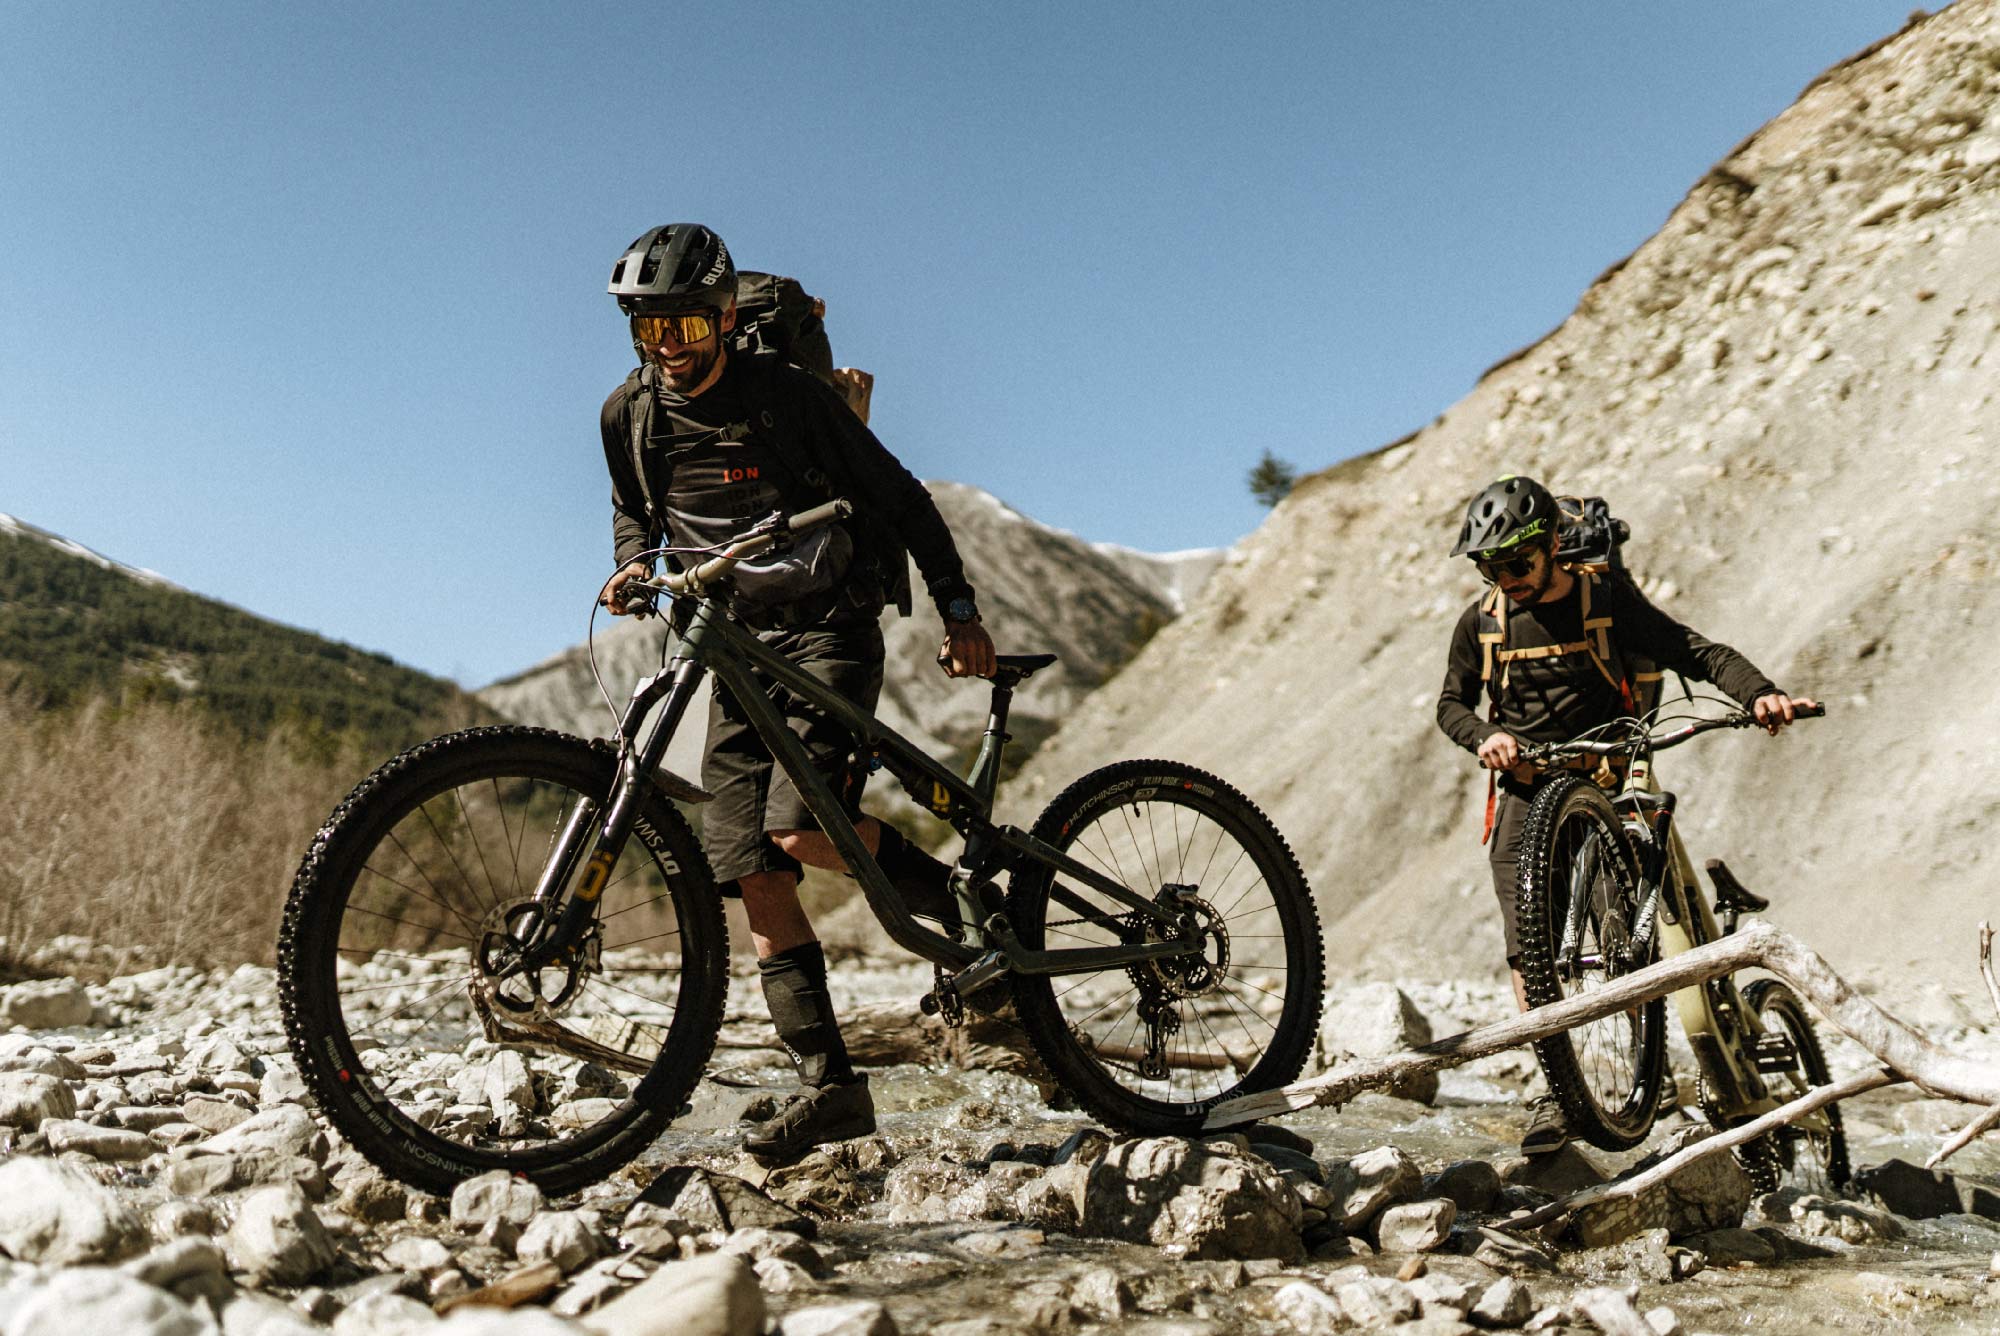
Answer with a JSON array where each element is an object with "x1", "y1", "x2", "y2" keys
[
  {"x1": 1477, "y1": 730, "x2": 1537, "y2": 783},
  {"x1": 940, "y1": 619, "x2": 997, "y2": 679},
  {"x1": 1752, "y1": 692, "x2": 1818, "y2": 735},
  {"x1": 601, "y1": 563, "x2": 655, "y2": 618}
]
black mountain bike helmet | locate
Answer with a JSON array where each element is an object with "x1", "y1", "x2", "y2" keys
[
  {"x1": 608, "y1": 224, "x2": 737, "y2": 316},
  {"x1": 1449, "y1": 475, "x2": 1558, "y2": 558}
]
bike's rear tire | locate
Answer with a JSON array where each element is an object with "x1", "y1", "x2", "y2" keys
[
  {"x1": 1739, "y1": 979, "x2": 1851, "y2": 1194},
  {"x1": 278, "y1": 727, "x2": 728, "y2": 1196},
  {"x1": 1005, "y1": 760, "x2": 1324, "y2": 1135},
  {"x1": 1516, "y1": 774, "x2": 1667, "y2": 1151}
]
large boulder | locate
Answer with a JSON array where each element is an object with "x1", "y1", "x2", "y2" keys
[
  {"x1": 0, "y1": 978, "x2": 94, "y2": 1029},
  {"x1": 4, "y1": 1266, "x2": 209, "y2": 1336},
  {"x1": 1315, "y1": 983, "x2": 1438, "y2": 1104},
  {"x1": 1572, "y1": 1128, "x2": 1751, "y2": 1246},
  {"x1": 1080, "y1": 1137, "x2": 1303, "y2": 1261},
  {"x1": 1323, "y1": 1145, "x2": 1424, "y2": 1233},
  {"x1": 225, "y1": 1184, "x2": 336, "y2": 1286},
  {"x1": 0, "y1": 1072, "x2": 77, "y2": 1129},
  {"x1": 0, "y1": 1156, "x2": 149, "y2": 1264},
  {"x1": 584, "y1": 1253, "x2": 763, "y2": 1336}
]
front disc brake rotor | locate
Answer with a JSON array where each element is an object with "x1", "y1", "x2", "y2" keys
[{"x1": 475, "y1": 900, "x2": 594, "y2": 1018}]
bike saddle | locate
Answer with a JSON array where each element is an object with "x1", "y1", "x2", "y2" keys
[
  {"x1": 993, "y1": 653, "x2": 1058, "y2": 690},
  {"x1": 1705, "y1": 859, "x2": 1769, "y2": 914}
]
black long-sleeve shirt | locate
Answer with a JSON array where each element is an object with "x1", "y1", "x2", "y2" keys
[
  {"x1": 600, "y1": 355, "x2": 972, "y2": 618},
  {"x1": 1437, "y1": 574, "x2": 1780, "y2": 753}
]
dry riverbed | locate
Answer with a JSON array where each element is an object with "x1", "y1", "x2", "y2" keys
[{"x1": 3, "y1": 952, "x2": 2000, "y2": 1336}]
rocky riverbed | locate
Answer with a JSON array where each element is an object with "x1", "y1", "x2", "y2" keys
[{"x1": 4, "y1": 953, "x2": 2000, "y2": 1336}]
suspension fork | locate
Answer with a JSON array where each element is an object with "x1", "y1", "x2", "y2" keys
[{"x1": 518, "y1": 611, "x2": 714, "y2": 969}]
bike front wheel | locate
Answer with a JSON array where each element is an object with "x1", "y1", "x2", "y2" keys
[
  {"x1": 1739, "y1": 979, "x2": 1851, "y2": 1194},
  {"x1": 278, "y1": 727, "x2": 729, "y2": 1196},
  {"x1": 1005, "y1": 760, "x2": 1324, "y2": 1134},
  {"x1": 1516, "y1": 774, "x2": 1667, "y2": 1151}
]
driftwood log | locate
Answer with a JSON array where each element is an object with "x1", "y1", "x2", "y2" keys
[{"x1": 1206, "y1": 921, "x2": 2000, "y2": 1128}]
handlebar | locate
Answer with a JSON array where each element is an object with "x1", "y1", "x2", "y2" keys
[
  {"x1": 634, "y1": 499, "x2": 854, "y2": 601},
  {"x1": 1520, "y1": 702, "x2": 1826, "y2": 764}
]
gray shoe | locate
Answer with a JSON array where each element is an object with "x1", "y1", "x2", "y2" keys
[
  {"x1": 743, "y1": 1077, "x2": 875, "y2": 1163},
  {"x1": 1522, "y1": 1094, "x2": 1570, "y2": 1155}
]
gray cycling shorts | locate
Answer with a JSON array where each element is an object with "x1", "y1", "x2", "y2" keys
[
  {"x1": 700, "y1": 620, "x2": 884, "y2": 887},
  {"x1": 1488, "y1": 784, "x2": 1534, "y2": 962}
]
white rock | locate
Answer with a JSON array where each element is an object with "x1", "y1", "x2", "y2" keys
[
  {"x1": 1470, "y1": 1275, "x2": 1534, "y2": 1326},
  {"x1": 43, "y1": 1117, "x2": 158, "y2": 1161},
  {"x1": 0, "y1": 978, "x2": 94, "y2": 1029},
  {"x1": 4, "y1": 1265, "x2": 208, "y2": 1336},
  {"x1": 332, "y1": 1292, "x2": 439, "y2": 1334},
  {"x1": 452, "y1": 1171, "x2": 545, "y2": 1232},
  {"x1": 485, "y1": 1050, "x2": 536, "y2": 1116},
  {"x1": 0, "y1": 1071, "x2": 77, "y2": 1128},
  {"x1": 1273, "y1": 1280, "x2": 1346, "y2": 1334},
  {"x1": 0, "y1": 1155, "x2": 149, "y2": 1264},
  {"x1": 382, "y1": 1234, "x2": 455, "y2": 1272},
  {"x1": 0, "y1": 1047, "x2": 85, "y2": 1079},
  {"x1": 1336, "y1": 1274, "x2": 1419, "y2": 1327},
  {"x1": 217, "y1": 1290, "x2": 326, "y2": 1335},
  {"x1": 1373, "y1": 1197, "x2": 1456, "y2": 1253},
  {"x1": 776, "y1": 1300, "x2": 896, "y2": 1336},
  {"x1": 1573, "y1": 1287, "x2": 1653, "y2": 1336},
  {"x1": 1325, "y1": 1145, "x2": 1424, "y2": 1232},
  {"x1": 438, "y1": 1310, "x2": 588, "y2": 1335},
  {"x1": 202, "y1": 1104, "x2": 323, "y2": 1160},
  {"x1": 226, "y1": 1184, "x2": 336, "y2": 1286},
  {"x1": 517, "y1": 1212, "x2": 602, "y2": 1273},
  {"x1": 583, "y1": 1253, "x2": 763, "y2": 1336}
]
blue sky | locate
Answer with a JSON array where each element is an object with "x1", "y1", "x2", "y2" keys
[{"x1": 1, "y1": 2, "x2": 1932, "y2": 686}]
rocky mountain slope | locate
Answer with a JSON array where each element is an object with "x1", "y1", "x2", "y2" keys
[
  {"x1": 480, "y1": 482, "x2": 1219, "y2": 777},
  {"x1": 1009, "y1": 2, "x2": 2000, "y2": 995}
]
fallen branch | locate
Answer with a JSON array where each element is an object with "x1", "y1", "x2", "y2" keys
[
  {"x1": 1508, "y1": 1067, "x2": 1901, "y2": 1234},
  {"x1": 1981, "y1": 921, "x2": 2000, "y2": 1024},
  {"x1": 1206, "y1": 921, "x2": 2000, "y2": 1128},
  {"x1": 1929, "y1": 1101, "x2": 2000, "y2": 1170}
]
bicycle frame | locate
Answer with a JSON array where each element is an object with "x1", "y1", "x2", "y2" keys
[
  {"x1": 518, "y1": 586, "x2": 1202, "y2": 996},
  {"x1": 1617, "y1": 757, "x2": 1832, "y2": 1134}
]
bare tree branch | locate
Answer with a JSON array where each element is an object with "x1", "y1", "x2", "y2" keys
[
  {"x1": 1206, "y1": 922, "x2": 2000, "y2": 1129},
  {"x1": 1981, "y1": 921, "x2": 2000, "y2": 1022},
  {"x1": 1507, "y1": 1067, "x2": 1901, "y2": 1234},
  {"x1": 1929, "y1": 1101, "x2": 2000, "y2": 1170}
]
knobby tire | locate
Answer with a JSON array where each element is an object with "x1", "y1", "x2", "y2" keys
[
  {"x1": 277, "y1": 726, "x2": 728, "y2": 1196},
  {"x1": 1005, "y1": 760, "x2": 1324, "y2": 1135},
  {"x1": 1738, "y1": 978, "x2": 1851, "y2": 1194},
  {"x1": 1516, "y1": 774, "x2": 1667, "y2": 1151}
]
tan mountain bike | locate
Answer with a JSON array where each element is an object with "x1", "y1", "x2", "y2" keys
[{"x1": 1513, "y1": 702, "x2": 1848, "y2": 1193}]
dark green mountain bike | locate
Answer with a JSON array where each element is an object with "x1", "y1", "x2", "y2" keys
[{"x1": 278, "y1": 501, "x2": 1324, "y2": 1194}]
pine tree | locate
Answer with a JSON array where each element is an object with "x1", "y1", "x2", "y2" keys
[{"x1": 1248, "y1": 451, "x2": 1299, "y2": 508}]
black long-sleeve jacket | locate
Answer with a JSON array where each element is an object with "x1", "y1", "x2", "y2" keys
[
  {"x1": 1437, "y1": 574, "x2": 1780, "y2": 752},
  {"x1": 600, "y1": 356, "x2": 973, "y2": 618}
]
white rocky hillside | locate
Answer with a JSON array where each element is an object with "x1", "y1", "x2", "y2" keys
[
  {"x1": 1009, "y1": 2, "x2": 2000, "y2": 997},
  {"x1": 480, "y1": 482, "x2": 1220, "y2": 777}
]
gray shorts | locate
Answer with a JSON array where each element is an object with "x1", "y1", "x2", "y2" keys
[
  {"x1": 700, "y1": 620, "x2": 884, "y2": 887},
  {"x1": 1488, "y1": 782, "x2": 1535, "y2": 962}
]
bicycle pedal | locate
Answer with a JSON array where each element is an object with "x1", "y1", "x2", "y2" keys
[{"x1": 1750, "y1": 1031, "x2": 1799, "y2": 1074}]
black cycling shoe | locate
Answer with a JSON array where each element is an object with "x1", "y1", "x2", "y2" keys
[
  {"x1": 743, "y1": 1077, "x2": 876, "y2": 1164},
  {"x1": 1521, "y1": 1094, "x2": 1570, "y2": 1155}
]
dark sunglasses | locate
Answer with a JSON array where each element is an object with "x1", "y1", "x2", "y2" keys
[{"x1": 1473, "y1": 549, "x2": 1543, "y2": 581}]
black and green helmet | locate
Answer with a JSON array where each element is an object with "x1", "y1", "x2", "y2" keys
[{"x1": 1449, "y1": 475, "x2": 1557, "y2": 559}]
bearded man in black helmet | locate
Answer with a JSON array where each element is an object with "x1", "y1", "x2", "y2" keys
[
  {"x1": 597, "y1": 223, "x2": 996, "y2": 1162},
  {"x1": 1435, "y1": 475, "x2": 1814, "y2": 1153}
]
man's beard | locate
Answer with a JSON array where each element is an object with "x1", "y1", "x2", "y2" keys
[{"x1": 653, "y1": 340, "x2": 722, "y2": 395}]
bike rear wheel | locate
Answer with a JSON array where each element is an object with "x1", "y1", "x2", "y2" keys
[
  {"x1": 1516, "y1": 775, "x2": 1667, "y2": 1151},
  {"x1": 1739, "y1": 979, "x2": 1850, "y2": 1194},
  {"x1": 278, "y1": 726, "x2": 728, "y2": 1196},
  {"x1": 1005, "y1": 760, "x2": 1324, "y2": 1134}
]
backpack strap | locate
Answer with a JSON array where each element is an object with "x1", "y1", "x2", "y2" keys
[
  {"x1": 1476, "y1": 583, "x2": 1509, "y2": 708},
  {"x1": 626, "y1": 366, "x2": 658, "y2": 527},
  {"x1": 1577, "y1": 570, "x2": 1636, "y2": 712}
]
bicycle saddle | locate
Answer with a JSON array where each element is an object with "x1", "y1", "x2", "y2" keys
[
  {"x1": 1704, "y1": 859, "x2": 1770, "y2": 913},
  {"x1": 993, "y1": 653, "x2": 1057, "y2": 690}
]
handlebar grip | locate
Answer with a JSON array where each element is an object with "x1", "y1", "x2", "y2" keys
[
  {"x1": 791, "y1": 498, "x2": 853, "y2": 532},
  {"x1": 1793, "y1": 702, "x2": 1827, "y2": 719}
]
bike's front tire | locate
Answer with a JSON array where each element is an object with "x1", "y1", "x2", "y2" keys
[
  {"x1": 278, "y1": 726, "x2": 729, "y2": 1196},
  {"x1": 1005, "y1": 760, "x2": 1324, "y2": 1135},
  {"x1": 1516, "y1": 774, "x2": 1668, "y2": 1151}
]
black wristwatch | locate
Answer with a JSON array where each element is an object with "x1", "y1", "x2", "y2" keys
[{"x1": 944, "y1": 596, "x2": 980, "y2": 625}]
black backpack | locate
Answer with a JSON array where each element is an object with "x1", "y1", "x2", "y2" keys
[{"x1": 731, "y1": 272, "x2": 836, "y2": 385}]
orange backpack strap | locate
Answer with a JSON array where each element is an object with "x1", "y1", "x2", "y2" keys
[{"x1": 1575, "y1": 570, "x2": 1631, "y2": 705}]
